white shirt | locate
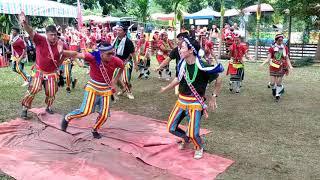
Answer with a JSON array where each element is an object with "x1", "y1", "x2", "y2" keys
[{"x1": 168, "y1": 31, "x2": 175, "y2": 40}]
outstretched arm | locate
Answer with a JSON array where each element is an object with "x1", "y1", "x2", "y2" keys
[
  {"x1": 208, "y1": 75, "x2": 222, "y2": 111},
  {"x1": 62, "y1": 50, "x2": 85, "y2": 59},
  {"x1": 286, "y1": 56, "x2": 293, "y2": 69},
  {"x1": 160, "y1": 77, "x2": 179, "y2": 93},
  {"x1": 260, "y1": 54, "x2": 271, "y2": 67},
  {"x1": 155, "y1": 56, "x2": 171, "y2": 71},
  {"x1": 19, "y1": 12, "x2": 35, "y2": 40}
]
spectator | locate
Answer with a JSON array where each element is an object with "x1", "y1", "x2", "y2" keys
[{"x1": 24, "y1": 35, "x2": 35, "y2": 62}]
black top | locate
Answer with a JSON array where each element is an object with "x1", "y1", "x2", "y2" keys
[
  {"x1": 169, "y1": 47, "x2": 181, "y2": 77},
  {"x1": 114, "y1": 37, "x2": 135, "y2": 61},
  {"x1": 169, "y1": 47, "x2": 181, "y2": 64},
  {"x1": 190, "y1": 30, "x2": 196, "y2": 39},
  {"x1": 179, "y1": 63, "x2": 219, "y2": 97}
]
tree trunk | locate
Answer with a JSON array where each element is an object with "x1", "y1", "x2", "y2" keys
[
  {"x1": 315, "y1": 33, "x2": 320, "y2": 63},
  {"x1": 218, "y1": 0, "x2": 225, "y2": 59}
]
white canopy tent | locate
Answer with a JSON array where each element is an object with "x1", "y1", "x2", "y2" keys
[
  {"x1": 184, "y1": 7, "x2": 241, "y2": 19},
  {"x1": 83, "y1": 15, "x2": 120, "y2": 23},
  {"x1": 242, "y1": 3, "x2": 274, "y2": 13},
  {"x1": 224, "y1": 9, "x2": 241, "y2": 17},
  {"x1": 0, "y1": 0, "x2": 77, "y2": 18},
  {"x1": 184, "y1": 7, "x2": 220, "y2": 19},
  {"x1": 151, "y1": 11, "x2": 190, "y2": 21}
]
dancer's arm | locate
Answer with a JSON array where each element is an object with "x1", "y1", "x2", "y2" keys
[
  {"x1": 160, "y1": 77, "x2": 179, "y2": 93},
  {"x1": 260, "y1": 54, "x2": 271, "y2": 67},
  {"x1": 112, "y1": 68, "x2": 124, "y2": 88},
  {"x1": 286, "y1": 56, "x2": 293, "y2": 75},
  {"x1": 62, "y1": 50, "x2": 85, "y2": 59},
  {"x1": 208, "y1": 75, "x2": 222, "y2": 111},
  {"x1": 155, "y1": 56, "x2": 171, "y2": 71},
  {"x1": 19, "y1": 12, "x2": 35, "y2": 40},
  {"x1": 112, "y1": 60, "x2": 126, "y2": 91},
  {"x1": 212, "y1": 76, "x2": 222, "y2": 96},
  {"x1": 286, "y1": 56, "x2": 294, "y2": 70}
]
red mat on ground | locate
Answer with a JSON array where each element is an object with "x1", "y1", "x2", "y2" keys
[{"x1": 0, "y1": 108, "x2": 234, "y2": 180}]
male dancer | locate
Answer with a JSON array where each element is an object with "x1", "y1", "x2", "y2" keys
[
  {"x1": 113, "y1": 23, "x2": 136, "y2": 99},
  {"x1": 260, "y1": 34, "x2": 293, "y2": 101},
  {"x1": 61, "y1": 43, "x2": 124, "y2": 138},
  {"x1": 160, "y1": 37, "x2": 224, "y2": 159},
  {"x1": 19, "y1": 12, "x2": 65, "y2": 118},
  {"x1": 10, "y1": 26, "x2": 30, "y2": 86}
]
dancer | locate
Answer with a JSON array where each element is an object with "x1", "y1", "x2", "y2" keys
[
  {"x1": 10, "y1": 26, "x2": 30, "y2": 86},
  {"x1": 113, "y1": 23, "x2": 136, "y2": 99},
  {"x1": 160, "y1": 37, "x2": 224, "y2": 159},
  {"x1": 61, "y1": 43, "x2": 124, "y2": 138},
  {"x1": 136, "y1": 34, "x2": 151, "y2": 79},
  {"x1": 155, "y1": 32, "x2": 188, "y2": 94},
  {"x1": 156, "y1": 32, "x2": 174, "y2": 80},
  {"x1": 19, "y1": 12, "x2": 66, "y2": 118},
  {"x1": 226, "y1": 34, "x2": 247, "y2": 93},
  {"x1": 260, "y1": 34, "x2": 293, "y2": 101}
]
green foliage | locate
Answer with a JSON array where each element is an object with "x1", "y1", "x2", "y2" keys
[
  {"x1": 55, "y1": 0, "x2": 127, "y2": 15},
  {"x1": 29, "y1": 16, "x2": 49, "y2": 28},
  {"x1": 155, "y1": 0, "x2": 174, "y2": 13},
  {"x1": 186, "y1": 0, "x2": 208, "y2": 13},
  {"x1": 292, "y1": 57, "x2": 314, "y2": 67},
  {"x1": 129, "y1": 0, "x2": 150, "y2": 22}
]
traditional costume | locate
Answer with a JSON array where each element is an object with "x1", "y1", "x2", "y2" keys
[
  {"x1": 112, "y1": 24, "x2": 135, "y2": 99},
  {"x1": 21, "y1": 32, "x2": 65, "y2": 118},
  {"x1": 10, "y1": 33, "x2": 30, "y2": 85},
  {"x1": 226, "y1": 34, "x2": 246, "y2": 93},
  {"x1": 136, "y1": 36, "x2": 151, "y2": 79},
  {"x1": 167, "y1": 38, "x2": 224, "y2": 159},
  {"x1": 267, "y1": 34, "x2": 291, "y2": 100},
  {"x1": 61, "y1": 45, "x2": 124, "y2": 138},
  {"x1": 156, "y1": 33, "x2": 174, "y2": 80}
]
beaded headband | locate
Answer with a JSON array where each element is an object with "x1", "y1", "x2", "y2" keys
[
  {"x1": 275, "y1": 34, "x2": 284, "y2": 41},
  {"x1": 98, "y1": 45, "x2": 113, "y2": 52},
  {"x1": 183, "y1": 37, "x2": 198, "y2": 56}
]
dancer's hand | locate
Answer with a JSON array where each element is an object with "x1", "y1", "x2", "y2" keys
[
  {"x1": 154, "y1": 67, "x2": 160, "y2": 72},
  {"x1": 19, "y1": 12, "x2": 26, "y2": 25},
  {"x1": 288, "y1": 66, "x2": 294, "y2": 75},
  {"x1": 160, "y1": 87, "x2": 167, "y2": 93},
  {"x1": 208, "y1": 96, "x2": 218, "y2": 112}
]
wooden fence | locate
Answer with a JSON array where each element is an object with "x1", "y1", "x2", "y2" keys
[{"x1": 211, "y1": 43, "x2": 317, "y2": 60}]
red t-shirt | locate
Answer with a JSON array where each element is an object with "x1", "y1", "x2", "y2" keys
[
  {"x1": 33, "y1": 33, "x2": 64, "y2": 72},
  {"x1": 84, "y1": 53, "x2": 124, "y2": 83},
  {"x1": 12, "y1": 37, "x2": 26, "y2": 57},
  {"x1": 136, "y1": 40, "x2": 150, "y2": 55},
  {"x1": 229, "y1": 43, "x2": 247, "y2": 62},
  {"x1": 158, "y1": 40, "x2": 172, "y2": 55},
  {"x1": 205, "y1": 41, "x2": 214, "y2": 50}
]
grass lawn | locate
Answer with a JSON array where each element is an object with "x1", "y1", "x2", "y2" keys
[{"x1": 0, "y1": 59, "x2": 320, "y2": 180}]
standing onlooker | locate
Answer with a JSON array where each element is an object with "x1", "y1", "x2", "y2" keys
[
  {"x1": 189, "y1": 25, "x2": 196, "y2": 39},
  {"x1": 24, "y1": 35, "x2": 35, "y2": 62},
  {"x1": 210, "y1": 24, "x2": 220, "y2": 43}
]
